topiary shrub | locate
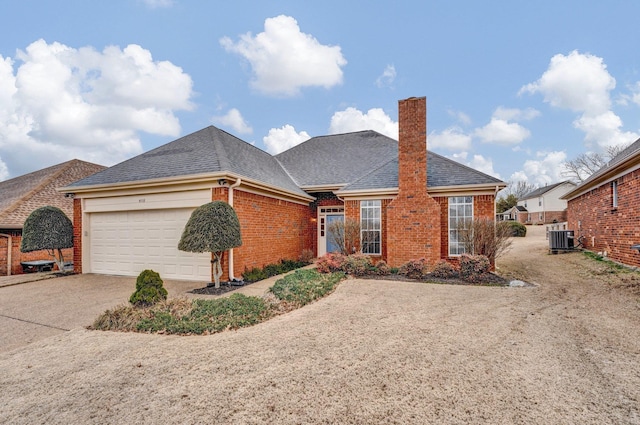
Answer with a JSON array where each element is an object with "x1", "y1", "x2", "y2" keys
[
  {"x1": 130, "y1": 269, "x2": 168, "y2": 307},
  {"x1": 398, "y1": 258, "x2": 429, "y2": 279},
  {"x1": 20, "y1": 206, "x2": 74, "y2": 272},
  {"x1": 459, "y1": 254, "x2": 490, "y2": 283},
  {"x1": 316, "y1": 252, "x2": 347, "y2": 273},
  {"x1": 505, "y1": 221, "x2": 527, "y2": 237},
  {"x1": 431, "y1": 260, "x2": 458, "y2": 279}
]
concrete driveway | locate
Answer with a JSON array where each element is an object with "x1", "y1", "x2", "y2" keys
[{"x1": 0, "y1": 273, "x2": 215, "y2": 353}]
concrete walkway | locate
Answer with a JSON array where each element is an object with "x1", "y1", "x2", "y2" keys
[{"x1": 0, "y1": 266, "x2": 308, "y2": 353}]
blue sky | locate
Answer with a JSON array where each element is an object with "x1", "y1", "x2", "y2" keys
[{"x1": 1, "y1": 0, "x2": 640, "y2": 187}]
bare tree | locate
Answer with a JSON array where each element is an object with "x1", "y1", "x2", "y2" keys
[
  {"x1": 562, "y1": 144, "x2": 629, "y2": 182},
  {"x1": 499, "y1": 180, "x2": 538, "y2": 200},
  {"x1": 455, "y1": 218, "x2": 513, "y2": 264},
  {"x1": 327, "y1": 218, "x2": 360, "y2": 255}
]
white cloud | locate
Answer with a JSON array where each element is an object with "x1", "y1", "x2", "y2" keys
[
  {"x1": 0, "y1": 157, "x2": 8, "y2": 181},
  {"x1": 428, "y1": 127, "x2": 472, "y2": 150},
  {"x1": 520, "y1": 50, "x2": 615, "y2": 114},
  {"x1": 329, "y1": 107, "x2": 398, "y2": 139},
  {"x1": 521, "y1": 50, "x2": 637, "y2": 150},
  {"x1": 447, "y1": 109, "x2": 472, "y2": 126},
  {"x1": 475, "y1": 118, "x2": 531, "y2": 145},
  {"x1": 263, "y1": 124, "x2": 311, "y2": 154},
  {"x1": 375, "y1": 64, "x2": 396, "y2": 88},
  {"x1": 212, "y1": 108, "x2": 253, "y2": 135},
  {"x1": 0, "y1": 39, "x2": 194, "y2": 178},
  {"x1": 512, "y1": 150, "x2": 567, "y2": 186},
  {"x1": 474, "y1": 107, "x2": 536, "y2": 146},
  {"x1": 220, "y1": 15, "x2": 347, "y2": 97}
]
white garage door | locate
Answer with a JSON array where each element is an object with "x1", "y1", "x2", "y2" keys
[{"x1": 89, "y1": 209, "x2": 211, "y2": 281}]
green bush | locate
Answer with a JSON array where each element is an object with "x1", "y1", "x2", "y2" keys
[
  {"x1": 269, "y1": 269, "x2": 345, "y2": 307},
  {"x1": 242, "y1": 267, "x2": 268, "y2": 282},
  {"x1": 505, "y1": 221, "x2": 527, "y2": 237},
  {"x1": 242, "y1": 258, "x2": 309, "y2": 282},
  {"x1": 372, "y1": 260, "x2": 391, "y2": 276},
  {"x1": 136, "y1": 294, "x2": 272, "y2": 334},
  {"x1": 129, "y1": 269, "x2": 168, "y2": 307}
]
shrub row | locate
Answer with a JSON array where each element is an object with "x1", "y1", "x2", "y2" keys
[
  {"x1": 242, "y1": 257, "x2": 311, "y2": 282},
  {"x1": 316, "y1": 253, "x2": 492, "y2": 283}
]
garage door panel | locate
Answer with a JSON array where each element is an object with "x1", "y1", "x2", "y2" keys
[{"x1": 89, "y1": 209, "x2": 210, "y2": 281}]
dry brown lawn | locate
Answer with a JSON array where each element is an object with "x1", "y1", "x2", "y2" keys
[{"x1": 1, "y1": 225, "x2": 639, "y2": 424}]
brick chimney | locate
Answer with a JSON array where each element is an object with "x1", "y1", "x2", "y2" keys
[{"x1": 386, "y1": 97, "x2": 441, "y2": 267}]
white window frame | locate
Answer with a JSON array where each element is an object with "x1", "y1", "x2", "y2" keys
[
  {"x1": 448, "y1": 196, "x2": 473, "y2": 256},
  {"x1": 612, "y1": 180, "x2": 618, "y2": 208},
  {"x1": 360, "y1": 200, "x2": 381, "y2": 255}
]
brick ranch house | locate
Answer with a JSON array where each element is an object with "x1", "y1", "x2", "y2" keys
[
  {"x1": 60, "y1": 97, "x2": 506, "y2": 282},
  {"x1": 516, "y1": 180, "x2": 576, "y2": 224},
  {"x1": 0, "y1": 159, "x2": 106, "y2": 276},
  {"x1": 563, "y1": 137, "x2": 640, "y2": 268}
]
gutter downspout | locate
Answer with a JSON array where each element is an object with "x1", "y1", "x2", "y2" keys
[
  {"x1": 1, "y1": 233, "x2": 11, "y2": 276},
  {"x1": 227, "y1": 178, "x2": 242, "y2": 280}
]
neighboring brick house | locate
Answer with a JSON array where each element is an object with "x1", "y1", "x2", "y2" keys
[
  {"x1": 0, "y1": 160, "x2": 106, "y2": 276},
  {"x1": 499, "y1": 205, "x2": 527, "y2": 222},
  {"x1": 563, "y1": 138, "x2": 640, "y2": 268},
  {"x1": 516, "y1": 181, "x2": 576, "y2": 224},
  {"x1": 61, "y1": 97, "x2": 506, "y2": 282}
]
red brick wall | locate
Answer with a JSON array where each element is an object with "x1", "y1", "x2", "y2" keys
[
  {"x1": 567, "y1": 169, "x2": 640, "y2": 267},
  {"x1": 386, "y1": 96, "x2": 442, "y2": 267},
  {"x1": 228, "y1": 190, "x2": 314, "y2": 280},
  {"x1": 0, "y1": 230, "x2": 72, "y2": 275}
]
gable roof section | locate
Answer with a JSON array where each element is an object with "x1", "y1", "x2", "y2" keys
[
  {"x1": 338, "y1": 151, "x2": 504, "y2": 193},
  {"x1": 275, "y1": 130, "x2": 398, "y2": 188},
  {"x1": 68, "y1": 126, "x2": 310, "y2": 199},
  {"x1": 0, "y1": 159, "x2": 105, "y2": 229},
  {"x1": 563, "y1": 137, "x2": 640, "y2": 200},
  {"x1": 520, "y1": 181, "x2": 575, "y2": 200}
]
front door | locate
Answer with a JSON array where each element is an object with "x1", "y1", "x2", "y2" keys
[
  {"x1": 325, "y1": 214, "x2": 343, "y2": 254},
  {"x1": 317, "y1": 206, "x2": 344, "y2": 257}
]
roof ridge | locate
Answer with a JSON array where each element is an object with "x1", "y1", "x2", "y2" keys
[{"x1": 0, "y1": 160, "x2": 74, "y2": 220}]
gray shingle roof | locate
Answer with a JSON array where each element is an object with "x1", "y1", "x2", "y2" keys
[
  {"x1": 67, "y1": 126, "x2": 504, "y2": 198},
  {"x1": 341, "y1": 150, "x2": 503, "y2": 191},
  {"x1": 69, "y1": 126, "x2": 309, "y2": 198},
  {"x1": 520, "y1": 181, "x2": 574, "y2": 200},
  {"x1": 275, "y1": 130, "x2": 398, "y2": 187}
]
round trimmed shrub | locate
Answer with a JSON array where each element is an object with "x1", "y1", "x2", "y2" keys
[
  {"x1": 506, "y1": 221, "x2": 527, "y2": 237},
  {"x1": 130, "y1": 269, "x2": 168, "y2": 307}
]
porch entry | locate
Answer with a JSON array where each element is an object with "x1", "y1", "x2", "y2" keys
[{"x1": 317, "y1": 206, "x2": 344, "y2": 257}]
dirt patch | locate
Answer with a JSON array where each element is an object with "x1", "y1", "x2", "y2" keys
[{"x1": 1, "y1": 225, "x2": 639, "y2": 424}]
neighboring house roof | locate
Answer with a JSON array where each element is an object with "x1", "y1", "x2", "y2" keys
[
  {"x1": 504, "y1": 205, "x2": 527, "y2": 214},
  {"x1": 520, "y1": 181, "x2": 575, "y2": 200},
  {"x1": 65, "y1": 126, "x2": 504, "y2": 198},
  {"x1": 68, "y1": 126, "x2": 310, "y2": 199},
  {"x1": 0, "y1": 159, "x2": 106, "y2": 229},
  {"x1": 562, "y1": 137, "x2": 640, "y2": 200}
]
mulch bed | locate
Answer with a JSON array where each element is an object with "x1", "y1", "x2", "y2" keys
[
  {"x1": 189, "y1": 272, "x2": 509, "y2": 297},
  {"x1": 189, "y1": 280, "x2": 260, "y2": 296}
]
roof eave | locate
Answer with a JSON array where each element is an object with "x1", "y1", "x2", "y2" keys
[
  {"x1": 562, "y1": 154, "x2": 640, "y2": 200},
  {"x1": 59, "y1": 172, "x2": 315, "y2": 204}
]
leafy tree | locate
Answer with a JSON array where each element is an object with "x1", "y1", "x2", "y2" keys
[
  {"x1": 496, "y1": 193, "x2": 518, "y2": 213},
  {"x1": 562, "y1": 144, "x2": 629, "y2": 182},
  {"x1": 20, "y1": 206, "x2": 73, "y2": 273},
  {"x1": 178, "y1": 201, "x2": 242, "y2": 288}
]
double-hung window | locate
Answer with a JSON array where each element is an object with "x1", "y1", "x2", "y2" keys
[
  {"x1": 361, "y1": 200, "x2": 381, "y2": 255},
  {"x1": 448, "y1": 196, "x2": 473, "y2": 256}
]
